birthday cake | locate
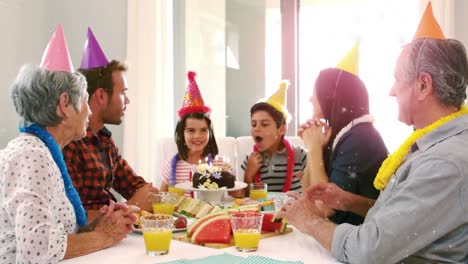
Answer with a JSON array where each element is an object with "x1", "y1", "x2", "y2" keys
[{"x1": 192, "y1": 163, "x2": 235, "y2": 189}]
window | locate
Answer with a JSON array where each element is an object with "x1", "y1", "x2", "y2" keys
[
  {"x1": 178, "y1": 0, "x2": 418, "y2": 150},
  {"x1": 297, "y1": 0, "x2": 418, "y2": 151}
]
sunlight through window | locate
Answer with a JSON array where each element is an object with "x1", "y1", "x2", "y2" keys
[{"x1": 265, "y1": 0, "x2": 419, "y2": 151}]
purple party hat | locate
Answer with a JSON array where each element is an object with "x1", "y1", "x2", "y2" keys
[{"x1": 80, "y1": 27, "x2": 109, "y2": 69}]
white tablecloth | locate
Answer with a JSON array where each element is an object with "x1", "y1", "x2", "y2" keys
[{"x1": 61, "y1": 227, "x2": 339, "y2": 264}]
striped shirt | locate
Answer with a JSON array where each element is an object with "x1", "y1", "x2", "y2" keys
[
  {"x1": 161, "y1": 157, "x2": 193, "y2": 185},
  {"x1": 241, "y1": 145, "x2": 307, "y2": 192}
]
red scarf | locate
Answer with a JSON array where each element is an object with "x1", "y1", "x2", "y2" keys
[{"x1": 253, "y1": 138, "x2": 295, "y2": 192}]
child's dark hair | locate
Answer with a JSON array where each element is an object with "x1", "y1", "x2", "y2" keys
[
  {"x1": 250, "y1": 102, "x2": 286, "y2": 128},
  {"x1": 175, "y1": 112, "x2": 219, "y2": 160}
]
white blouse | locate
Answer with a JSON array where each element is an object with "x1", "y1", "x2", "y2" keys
[{"x1": 0, "y1": 136, "x2": 77, "y2": 264}]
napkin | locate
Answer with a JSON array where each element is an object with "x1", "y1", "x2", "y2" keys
[
  {"x1": 157, "y1": 253, "x2": 243, "y2": 264},
  {"x1": 240, "y1": 255, "x2": 303, "y2": 264},
  {"x1": 157, "y1": 253, "x2": 303, "y2": 264}
]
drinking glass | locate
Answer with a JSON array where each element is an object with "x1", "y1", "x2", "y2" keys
[
  {"x1": 168, "y1": 186, "x2": 185, "y2": 197},
  {"x1": 273, "y1": 193, "x2": 288, "y2": 211},
  {"x1": 152, "y1": 192, "x2": 178, "y2": 215},
  {"x1": 141, "y1": 214, "x2": 173, "y2": 256},
  {"x1": 249, "y1": 183, "x2": 268, "y2": 201},
  {"x1": 230, "y1": 212, "x2": 264, "y2": 252}
]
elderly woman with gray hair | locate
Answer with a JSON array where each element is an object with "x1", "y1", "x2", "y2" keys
[{"x1": 0, "y1": 65, "x2": 135, "y2": 263}]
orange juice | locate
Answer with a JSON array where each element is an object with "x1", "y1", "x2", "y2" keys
[
  {"x1": 249, "y1": 189, "x2": 268, "y2": 201},
  {"x1": 234, "y1": 229, "x2": 261, "y2": 249},
  {"x1": 143, "y1": 229, "x2": 172, "y2": 252},
  {"x1": 152, "y1": 203, "x2": 175, "y2": 215},
  {"x1": 168, "y1": 186, "x2": 185, "y2": 197}
]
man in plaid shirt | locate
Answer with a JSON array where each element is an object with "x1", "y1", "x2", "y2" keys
[{"x1": 63, "y1": 30, "x2": 158, "y2": 220}]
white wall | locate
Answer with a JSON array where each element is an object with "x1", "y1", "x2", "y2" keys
[
  {"x1": 184, "y1": 0, "x2": 227, "y2": 136},
  {"x1": 0, "y1": 0, "x2": 127, "y2": 148},
  {"x1": 1, "y1": 0, "x2": 468, "y2": 149}
]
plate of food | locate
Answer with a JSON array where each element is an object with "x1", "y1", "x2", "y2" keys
[{"x1": 133, "y1": 215, "x2": 190, "y2": 234}]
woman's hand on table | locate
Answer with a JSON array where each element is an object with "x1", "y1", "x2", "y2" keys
[{"x1": 93, "y1": 201, "x2": 137, "y2": 246}]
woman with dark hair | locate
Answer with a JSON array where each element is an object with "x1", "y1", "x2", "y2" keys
[
  {"x1": 159, "y1": 72, "x2": 222, "y2": 192},
  {"x1": 299, "y1": 67, "x2": 388, "y2": 225}
]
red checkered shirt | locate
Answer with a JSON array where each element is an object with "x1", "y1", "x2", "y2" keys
[{"x1": 63, "y1": 127, "x2": 147, "y2": 210}]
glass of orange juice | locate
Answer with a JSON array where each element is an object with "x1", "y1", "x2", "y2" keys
[
  {"x1": 249, "y1": 183, "x2": 268, "y2": 201},
  {"x1": 230, "y1": 212, "x2": 264, "y2": 252},
  {"x1": 141, "y1": 214, "x2": 173, "y2": 256},
  {"x1": 168, "y1": 186, "x2": 185, "y2": 197},
  {"x1": 152, "y1": 192, "x2": 177, "y2": 215}
]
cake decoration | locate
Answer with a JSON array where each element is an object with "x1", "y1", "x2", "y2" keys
[{"x1": 192, "y1": 162, "x2": 235, "y2": 189}]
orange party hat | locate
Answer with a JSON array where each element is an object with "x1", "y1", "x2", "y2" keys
[{"x1": 413, "y1": 1, "x2": 445, "y2": 40}]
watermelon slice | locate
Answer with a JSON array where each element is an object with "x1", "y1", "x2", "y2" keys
[
  {"x1": 191, "y1": 215, "x2": 232, "y2": 244},
  {"x1": 187, "y1": 211, "x2": 228, "y2": 237},
  {"x1": 261, "y1": 213, "x2": 287, "y2": 233}
]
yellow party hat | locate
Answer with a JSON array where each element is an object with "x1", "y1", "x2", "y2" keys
[
  {"x1": 265, "y1": 80, "x2": 291, "y2": 123},
  {"x1": 413, "y1": 1, "x2": 445, "y2": 40},
  {"x1": 336, "y1": 42, "x2": 359, "y2": 76}
]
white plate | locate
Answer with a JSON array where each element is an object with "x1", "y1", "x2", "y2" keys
[
  {"x1": 174, "y1": 181, "x2": 247, "y2": 192},
  {"x1": 133, "y1": 216, "x2": 192, "y2": 234}
]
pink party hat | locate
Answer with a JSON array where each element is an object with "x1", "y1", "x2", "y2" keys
[
  {"x1": 80, "y1": 27, "x2": 110, "y2": 69},
  {"x1": 178, "y1": 71, "x2": 211, "y2": 118},
  {"x1": 40, "y1": 24, "x2": 74, "y2": 72}
]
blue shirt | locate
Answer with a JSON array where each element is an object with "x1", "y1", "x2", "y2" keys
[{"x1": 329, "y1": 122, "x2": 388, "y2": 225}]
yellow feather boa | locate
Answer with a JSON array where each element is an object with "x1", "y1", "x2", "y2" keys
[{"x1": 374, "y1": 105, "x2": 468, "y2": 190}]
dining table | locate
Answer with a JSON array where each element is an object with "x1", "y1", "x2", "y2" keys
[{"x1": 61, "y1": 226, "x2": 340, "y2": 264}]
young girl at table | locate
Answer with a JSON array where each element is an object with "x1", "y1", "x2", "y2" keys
[
  {"x1": 160, "y1": 72, "x2": 227, "y2": 193},
  {"x1": 299, "y1": 44, "x2": 388, "y2": 225},
  {"x1": 241, "y1": 81, "x2": 307, "y2": 195}
]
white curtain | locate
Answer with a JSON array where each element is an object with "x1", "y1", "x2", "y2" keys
[{"x1": 123, "y1": 0, "x2": 174, "y2": 183}]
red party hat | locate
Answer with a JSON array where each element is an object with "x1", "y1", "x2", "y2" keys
[{"x1": 177, "y1": 71, "x2": 211, "y2": 119}]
